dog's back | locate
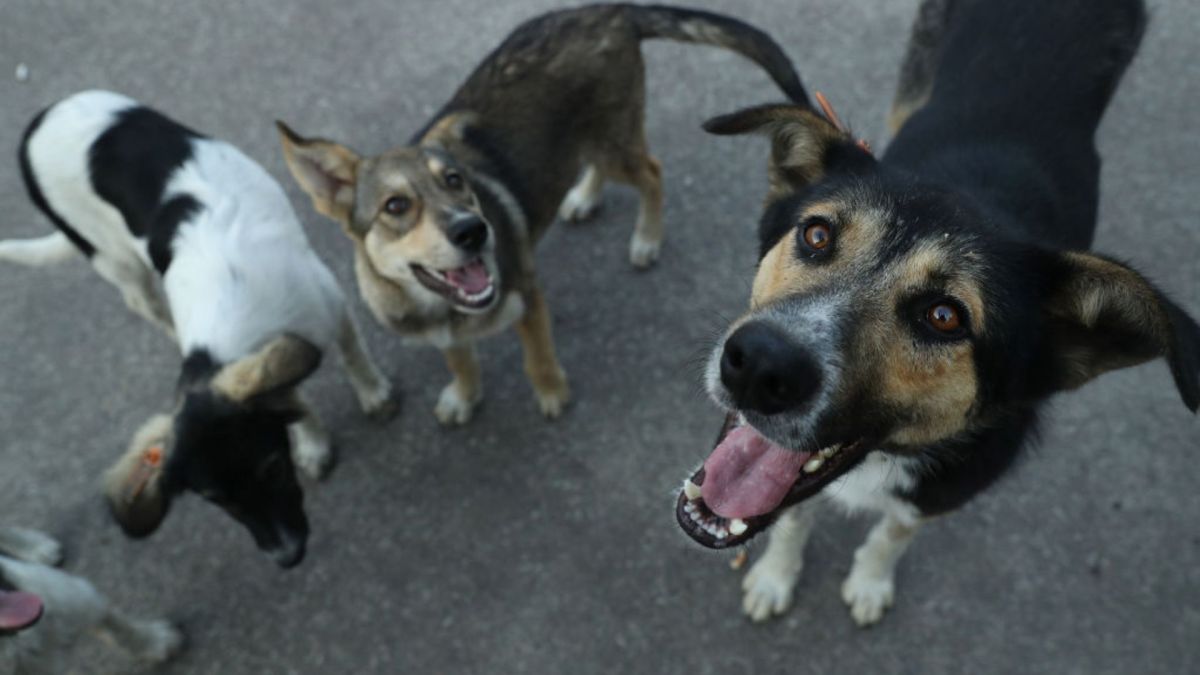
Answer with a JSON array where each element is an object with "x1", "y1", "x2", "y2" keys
[{"x1": 887, "y1": 0, "x2": 1147, "y2": 248}]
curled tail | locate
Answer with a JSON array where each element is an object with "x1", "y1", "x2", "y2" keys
[{"x1": 624, "y1": 4, "x2": 810, "y2": 105}]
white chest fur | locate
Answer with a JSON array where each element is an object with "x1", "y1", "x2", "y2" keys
[{"x1": 822, "y1": 451, "x2": 922, "y2": 521}]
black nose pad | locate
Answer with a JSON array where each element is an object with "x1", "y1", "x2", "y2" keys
[
  {"x1": 720, "y1": 322, "x2": 822, "y2": 415},
  {"x1": 447, "y1": 215, "x2": 488, "y2": 253}
]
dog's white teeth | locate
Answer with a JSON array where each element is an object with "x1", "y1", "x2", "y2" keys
[
  {"x1": 683, "y1": 502, "x2": 696, "y2": 514},
  {"x1": 803, "y1": 456, "x2": 825, "y2": 474},
  {"x1": 729, "y1": 518, "x2": 748, "y2": 536},
  {"x1": 820, "y1": 444, "x2": 841, "y2": 460},
  {"x1": 683, "y1": 479, "x2": 702, "y2": 501},
  {"x1": 715, "y1": 529, "x2": 728, "y2": 540}
]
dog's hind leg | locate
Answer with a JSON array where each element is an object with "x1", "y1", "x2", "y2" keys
[
  {"x1": 0, "y1": 232, "x2": 78, "y2": 267},
  {"x1": 435, "y1": 344, "x2": 483, "y2": 425},
  {"x1": 0, "y1": 527, "x2": 63, "y2": 566},
  {"x1": 841, "y1": 510, "x2": 920, "y2": 626},
  {"x1": 558, "y1": 164, "x2": 606, "y2": 223},
  {"x1": 91, "y1": 254, "x2": 175, "y2": 339},
  {"x1": 888, "y1": 0, "x2": 958, "y2": 135},
  {"x1": 605, "y1": 148, "x2": 663, "y2": 269},
  {"x1": 741, "y1": 501, "x2": 819, "y2": 622},
  {"x1": 337, "y1": 312, "x2": 398, "y2": 421},
  {"x1": 514, "y1": 284, "x2": 569, "y2": 419},
  {"x1": 96, "y1": 609, "x2": 184, "y2": 663}
]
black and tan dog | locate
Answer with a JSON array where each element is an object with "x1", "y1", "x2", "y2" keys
[
  {"x1": 276, "y1": 3, "x2": 806, "y2": 425},
  {"x1": 675, "y1": 0, "x2": 1199, "y2": 625}
]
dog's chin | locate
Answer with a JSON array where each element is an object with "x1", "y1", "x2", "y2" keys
[
  {"x1": 409, "y1": 257, "x2": 499, "y2": 314},
  {"x1": 675, "y1": 412, "x2": 871, "y2": 549}
]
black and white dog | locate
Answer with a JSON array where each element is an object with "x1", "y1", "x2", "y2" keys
[
  {"x1": 0, "y1": 526, "x2": 182, "y2": 674},
  {"x1": 0, "y1": 90, "x2": 397, "y2": 567}
]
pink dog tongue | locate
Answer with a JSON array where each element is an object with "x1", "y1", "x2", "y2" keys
[
  {"x1": 701, "y1": 425, "x2": 810, "y2": 519},
  {"x1": 445, "y1": 260, "x2": 490, "y2": 295},
  {"x1": 0, "y1": 590, "x2": 43, "y2": 631}
]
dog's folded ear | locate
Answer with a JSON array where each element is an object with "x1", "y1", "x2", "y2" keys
[
  {"x1": 703, "y1": 104, "x2": 874, "y2": 201},
  {"x1": 210, "y1": 334, "x2": 322, "y2": 404},
  {"x1": 1036, "y1": 251, "x2": 1200, "y2": 411},
  {"x1": 275, "y1": 121, "x2": 360, "y2": 227},
  {"x1": 104, "y1": 414, "x2": 176, "y2": 538}
]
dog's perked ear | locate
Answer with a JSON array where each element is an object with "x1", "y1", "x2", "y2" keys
[
  {"x1": 104, "y1": 414, "x2": 176, "y2": 538},
  {"x1": 275, "y1": 121, "x2": 360, "y2": 226},
  {"x1": 1036, "y1": 251, "x2": 1200, "y2": 411},
  {"x1": 703, "y1": 104, "x2": 874, "y2": 201},
  {"x1": 210, "y1": 334, "x2": 323, "y2": 404}
]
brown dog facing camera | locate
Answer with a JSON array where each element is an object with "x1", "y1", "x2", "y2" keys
[{"x1": 276, "y1": 3, "x2": 807, "y2": 425}]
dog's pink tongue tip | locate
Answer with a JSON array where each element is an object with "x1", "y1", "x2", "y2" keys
[
  {"x1": 0, "y1": 590, "x2": 43, "y2": 631},
  {"x1": 446, "y1": 260, "x2": 491, "y2": 295},
  {"x1": 700, "y1": 425, "x2": 807, "y2": 520}
]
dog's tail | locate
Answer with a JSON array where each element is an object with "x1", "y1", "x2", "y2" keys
[
  {"x1": 0, "y1": 232, "x2": 77, "y2": 267},
  {"x1": 624, "y1": 4, "x2": 810, "y2": 105}
]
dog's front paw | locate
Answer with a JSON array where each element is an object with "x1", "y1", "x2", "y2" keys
[
  {"x1": 741, "y1": 555, "x2": 802, "y2": 622},
  {"x1": 534, "y1": 375, "x2": 570, "y2": 419},
  {"x1": 137, "y1": 619, "x2": 185, "y2": 662},
  {"x1": 558, "y1": 188, "x2": 602, "y2": 223},
  {"x1": 841, "y1": 570, "x2": 895, "y2": 627},
  {"x1": 292, "y1": 432, "x2": 334, "y2": 481},
  {"x1": 360, "y1": 384, "x2": 400, "y2": 423},
  {"x1": 629, "y1": 234, "x2": 661, "y2": 269},
  {"x1": 3, "y1": 527, "x2": 64, "y2": 566},
  {"x1": 435, "y1": 384, "x2": 479, "y2": 426}
]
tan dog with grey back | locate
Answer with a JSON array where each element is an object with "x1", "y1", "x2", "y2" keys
[{"x1": 277, "y1": 3, "x2": 808, "y2": 424}]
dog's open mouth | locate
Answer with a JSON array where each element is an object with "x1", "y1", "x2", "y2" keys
[
  {"x1": 411, "y1": 258, "x2": 497, "y2": 310},
  {"x1": 0, "y1": 589, "x2": 43, "y2": 632},
  {"x1": 676, "y1": 414, "x2": 869, "y2": 548}
]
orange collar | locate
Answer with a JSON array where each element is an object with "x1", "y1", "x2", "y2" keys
[{"x1": 814, "y1": 91, "x2": 873, "y2": 155}]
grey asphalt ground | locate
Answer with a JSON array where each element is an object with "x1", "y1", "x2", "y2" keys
[{"x1": 1, "y1": 1, "x2": 1197, "y2": 673}]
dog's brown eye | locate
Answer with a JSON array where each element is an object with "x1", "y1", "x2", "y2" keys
[
  {"x1": 927, "y1": 303, "x2": 961, "y2": 332},
  {"x1": 384, "y1": 196, "x2": 411, "y2": 215},
  {"x1": 802, "y1": 220, "x2": 832, "y2": 250},
  {"x1": 444, "y1": 171, "x2": 464, "y2": 190}
]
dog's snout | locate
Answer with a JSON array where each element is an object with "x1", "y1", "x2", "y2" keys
[
  {"x1": 720, "y1": 322, "x2": 822, "y2": 415},
  {"x1": 447, "y1": 215, "x2": 488, "y2": 252}
]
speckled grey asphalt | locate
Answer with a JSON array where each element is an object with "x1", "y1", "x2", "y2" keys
[{"x1": 0, "y1": 1, "x2": 1197, "y2": 673}]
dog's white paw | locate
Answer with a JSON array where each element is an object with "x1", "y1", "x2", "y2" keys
[
  {"x1": 841, "y1": 570, "x2": 895, "y2": 627},
  {"x1": 534, "y1": 377, "x2": 570, "y2": 420},
  {"x1": 359, "y1": 383, "x2": 400, "y2": 422},
  {"x1": 558, "y1": 187, "x2": 602, "y2": 222},
  {"x1": 291, "y1": 432, "x2": 334, "y2": 481},
  {"x1": 629, "y1": 234, "x2": 661, "y2": 269},
  {"x1": 136, "y1": 619, "x2": 185, "y2": 662},
  {"x1": 4, "y1": 528, "x2": 64, "y2": 566},
  {"x1": 435, "y1": 384, "x2": 479, "y2": 426},
  {"x1": 741, "y1": 556, "x2": 802, "y2": 622}
]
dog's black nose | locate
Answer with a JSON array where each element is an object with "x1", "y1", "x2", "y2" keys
[
  {"x1": 447, "y1": 215, "x2": 488, "y2": 253},
  {"x1": 720, "y1": 322, "x2": 822, "y2": 415}
]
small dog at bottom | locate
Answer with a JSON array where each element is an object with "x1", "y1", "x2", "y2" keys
[{"x1": 0, "y1": 527, "x2": 181, "y2": 674}]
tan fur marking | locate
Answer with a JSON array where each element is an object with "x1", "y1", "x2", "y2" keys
[
  {"x1": 896, "y1": 243, "x2": 988, "y2": 334},
  {"x1": 418, "y1": 112, "x2": 476, "y2": 145},
  {"x1": 210, "y1": 335, "x2": 321, "y2": 402},
  {"x1": 750, "y1": 203, "x2": 886, "y2": 309}
]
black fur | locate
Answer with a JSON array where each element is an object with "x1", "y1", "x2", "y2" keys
[
  {"x1": 151, "y1": 348, "x2": 310, "y2": 567},
  {"x1": 18, "y1": 108, "x2": 95, "y2": 256},
  {"x1": 738, "y1": 0, "x2": 1194, "y2": 520},
  {"x1": 147, "y1": 195, "x2": 201, "y2": 273},
  {"x1": 88, "y1": 107, "x2": 202, "y2": 269}
]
